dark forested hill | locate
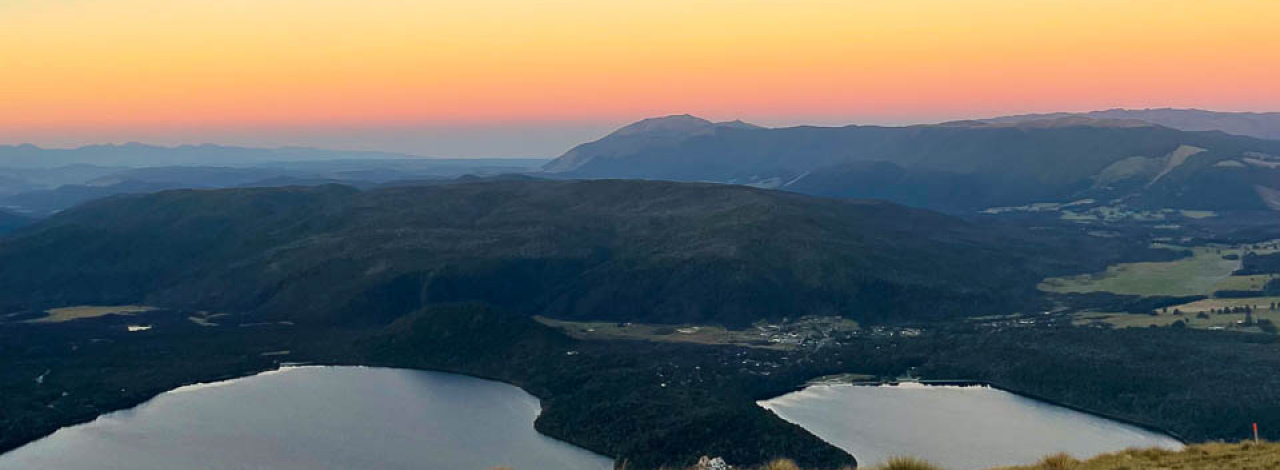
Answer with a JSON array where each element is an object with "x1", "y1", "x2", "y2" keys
[
  {"x1": 0, "y1": 179, "x2": 1155, "y2": 326},
  {"x1": 0, "y1": 210, "x2": 29, "y2": 234},
  {"x1": 542, "y1": 116, "x2": 1280, "y2": 212}
]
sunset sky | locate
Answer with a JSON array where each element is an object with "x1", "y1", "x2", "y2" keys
[{"x1": 3, "y1": 0, "x2": 1278, "y2": 156}]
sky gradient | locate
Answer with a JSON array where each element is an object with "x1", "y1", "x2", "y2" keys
[{"x1": 3, "y1": 0, "x2": 1279, "y2": 156}]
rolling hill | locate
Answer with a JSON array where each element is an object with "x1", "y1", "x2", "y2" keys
[
  {"x1": 0, "y1": 179, "x2": 1158, "y2": 326},
  {"x1": 542, "y1": 115, "x2": 1280, "y2": 212}
]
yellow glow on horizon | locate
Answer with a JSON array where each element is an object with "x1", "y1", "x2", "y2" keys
[{"x1": 2, "y1": 0, "x2": 1278, "y2": 133}]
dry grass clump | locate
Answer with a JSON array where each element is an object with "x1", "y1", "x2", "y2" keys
[
  {"x1": 1035, "y1": 453, "x2": 1078, "y2": 469},
  {"x1": 876, "y1": 456, "x2": 945, "y2": 470}
]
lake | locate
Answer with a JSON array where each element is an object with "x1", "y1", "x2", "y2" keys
[
  {"x1": 759, "y1": 383, "x2": 1183, "y2": 469},
  {"x1": 0, "y1": 366, "x2": 614, "y2": 470}
]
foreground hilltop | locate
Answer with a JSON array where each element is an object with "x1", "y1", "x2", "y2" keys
[
  {"x1": 0, "y1": 179, "x2": 1156, "y2": 326},
  {"x1": 573, "y1": 441, "x2": 1280, "y2": 470},
  {"x1": 997, "y1": 441, "x2": 1280, "y2": 470}
]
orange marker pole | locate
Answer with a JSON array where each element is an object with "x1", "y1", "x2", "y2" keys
[{"x1": 1254, "y1": 422, "x2": 1259, "y2": 444}]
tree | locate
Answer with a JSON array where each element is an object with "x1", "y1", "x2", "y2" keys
[{"x1": 1259, "y1": 319, "x2": 1278, "y2": 334}]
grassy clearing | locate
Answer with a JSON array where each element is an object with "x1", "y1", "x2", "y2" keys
[
  {"x1": 1179, "y1": 210, "x2": 1218, "y2": 219},
  {"x1": 534, "y1": 317, "x2": 794, "y2": 350},
  {"x1": 27, "y1": 305, "x2": 156, "y2": 323},
  {"x1": 1074, "y1": 297, "x2": 1280, "y2": 332},
  {"x1": 1057, "y1": 207, "x2": 1217, "y2": 223},
  {"x1": 1212, "y1": 274, "x2": 1277, "y2": 292},
  {"x1": 1041, "y1": 242, "x2": 1278, "y2": 297}
]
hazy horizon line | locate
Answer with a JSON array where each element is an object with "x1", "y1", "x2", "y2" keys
[{"x1": 4, "y1": 106, "x2": 1277, "y2": 158}]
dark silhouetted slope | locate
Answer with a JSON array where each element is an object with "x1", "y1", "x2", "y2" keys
[{"x1": 0, "y1": 179, "x2": 1150, "y2": 326}]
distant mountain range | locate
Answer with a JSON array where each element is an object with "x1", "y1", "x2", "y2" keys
[
  {"x1": 6, "y1": 109, "x2": 1279, "y2": 217},
  {"x1": 0, "y1": 143, "x2": 438, "y2": 168},
  {"x1": 0, "y1": 179, "x2": 1160, "y2": 326},
  {"x1": 543, "y1": 112, "x2": 1280, "y2": 212},
  {"x1": 0, "y1": 148, "x2": 547, "y2": 216},
  {"x1": 982, "y1": 108, "x2": 1280, "y2": 140}
]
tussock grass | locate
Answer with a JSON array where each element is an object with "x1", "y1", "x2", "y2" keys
[
  {"x1": 996, "y1": 441, "x2": 1280, "y2": 470},
  {"x1": 28, "y1": 305, "x2": 156, "y2": 323},
  {"x1": 1033, "y1": 453, "x2": 1077, "y2": 470}
]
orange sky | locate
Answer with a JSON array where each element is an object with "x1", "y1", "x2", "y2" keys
[{"x1": 2, "y1": 0, "x2": 1279, "y2": 155}]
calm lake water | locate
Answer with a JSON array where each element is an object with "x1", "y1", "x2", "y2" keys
[
  {"x1": 759, "y1": 383, "x2": 1183, "y2": 470},
  {"x1": 0, "y1": 366, "x2": 613, "y2": 470}
]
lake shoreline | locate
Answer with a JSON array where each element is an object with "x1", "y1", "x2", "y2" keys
[
  {"x1": 763, "y1": 377, "x2": 1189, "y2": 445},
  {"x1": 0, "y1": 365, "x2": 616, "y2": 470},
  {"x1": 760, "y1": 379, "x2": 1184, "y2": 470},
  {"x1": 4, "y1": 360, "x2": 1188, "y2": 467}
]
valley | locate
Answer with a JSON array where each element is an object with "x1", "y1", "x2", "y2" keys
[
  {"x1": 6, "y1": 0, "x2": 1280, "y2": 466},
  {"x1": 1, "y1": 178, "x2": 1279, "y2": 468},
  {"x1": 1, "y1": 117, "x2": 1279, "y2": 469}
]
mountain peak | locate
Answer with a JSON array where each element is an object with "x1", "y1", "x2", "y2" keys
[
  {"x1": 610, "y1": 115, "x2": 763, "y2": 137},
  {"x1": 543, "y1": 115, "x2": 763, "y2": 173},
  {"x1": 611, "y1": 114, "x2": 716, "y2": 136}
]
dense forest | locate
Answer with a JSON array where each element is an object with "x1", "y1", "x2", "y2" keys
[
  {"x1": 5, "y1": 303, "x2": 1280, "y2": 469},
  {"x1": 0, "y1": 210, "x2": 27, "y2": 234},
  {"x1": 2, "y1": 179, "x2": 1277, "y2": 469},
  {"x1": 0, "y1": 180, "x2": 1168, "y2": 327},
  {"x1": 1238, "y1": 252, "x2": 1280, "y2": 275}
]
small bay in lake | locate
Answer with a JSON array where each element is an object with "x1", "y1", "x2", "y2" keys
[
  {"x1": 0, "y1": 366, "x2": 613, "y2": 470},
  {"x1": 759, "y1": 383, "x2": 1183, "y2": 470}
]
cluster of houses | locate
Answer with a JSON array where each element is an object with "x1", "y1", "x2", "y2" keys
[{"x1": 752, "y1": 316, "x2": 920, "y2": 349}]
